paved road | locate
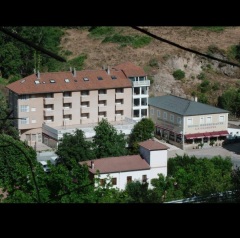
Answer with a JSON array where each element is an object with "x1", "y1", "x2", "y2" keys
[{"x1": 164, "y1": 141, "x2": 240, "y2": 168}]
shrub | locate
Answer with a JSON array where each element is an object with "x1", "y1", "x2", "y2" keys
[
  {"x1": 197, "y1": 72, "x2": 206, "y2": 80},
  {"x1": 173, "y1": 69, "x2": 185, "y2": 80},
  {"x1": 149, "y1": 58, "x2": 158, "y2": 68}
]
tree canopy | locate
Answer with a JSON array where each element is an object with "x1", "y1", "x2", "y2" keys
[
  {"x1": 93, "y1": 118, "x2": 128, "y2": 158},
  {"x1": 128, "y1": 118, "x2": 155, "y2": 154}
]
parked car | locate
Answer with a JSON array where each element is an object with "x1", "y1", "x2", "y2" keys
[
  {"x1": 39, "y1": 160, "x2": 50, "y2": 173},
  {"x1": 50, "y1": 156, "x2": 59, "y2": 165}
]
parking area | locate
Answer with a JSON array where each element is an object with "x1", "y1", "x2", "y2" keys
[{"x1": 154, "y1": 138, "x2": 240, "y2": 167}]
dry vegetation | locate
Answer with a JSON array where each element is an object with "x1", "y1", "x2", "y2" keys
[{"x1": 60, "y1": 26, "x2": 240, "y2": 103}]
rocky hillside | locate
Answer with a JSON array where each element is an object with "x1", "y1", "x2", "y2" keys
[{"x1": 60, "y1": 26, "x2": 240, "y2": 105}]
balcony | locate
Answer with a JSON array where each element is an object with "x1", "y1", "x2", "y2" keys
[
  {"x1": 81, "y1": 107, "x2": 91, "y2": 113},
  {"x1": 81, "y1": 95, "x2": 90, "y2": 102},
  {"x1": 98, "y1": 94, "x2": 108, "y2": 100},
  {"x1": 115, "y1": 93, "x2": 124, "y2": 99},
  {"x1": 63, "y1": 97, "x2": 73, "y2": 103},
  {"x1": 115, "y1": 104, "x2": 124, "y2": 110},
  {"x1": 63, "y1": 108, "x2": 73, "y2": 115},
  {"x1": 44, "y1": 98, "x2": 54, "y2": 104},
  {"x1": 132, "y1": 80, "x2": 150, "y2": 87},
  {"x1": 98, "y1": 105, "x2": 107, "y2": 112},
  {"x1": 44, "y1": 109, "x2": 54, "y2": 117}
]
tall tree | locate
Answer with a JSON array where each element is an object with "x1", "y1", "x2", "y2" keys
[
  {"x1": 0, "y1": 92, "x2": 19, "y2": 140},
  {"x1": 56, "y1": 129, "x2": 95, "y2": 168},
  {"x1": 93, "y1": 118, "x2": 127, "y2": 158},
  {"x1": 128, "y1": 118, "x2": 155, "y2": 154}
]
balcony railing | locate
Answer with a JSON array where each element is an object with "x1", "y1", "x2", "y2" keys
[{"x1": 132, "y1": 80, "x2": 150, "y2": 87}]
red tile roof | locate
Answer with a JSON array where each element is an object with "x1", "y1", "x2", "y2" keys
[
  {"x1": 113, "y1": 62, "x2": 146, "y2": 77},
  {"x1": 139, "y1": 139, "x2": 169, "y2": 150},
  {"x1": 6, "y1": 68, "x2": 132, "y2": 95},
  {"x1": 80, "y1": 155, "x2": 150, "y2": 174}
]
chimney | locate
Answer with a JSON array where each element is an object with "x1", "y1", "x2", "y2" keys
[
  {"x1": 37, "y1": 70, "x2": 40, "y2": 79},
  {"x1": 194, "y1": 96, "x2": 198, "y2": 102},
  {"x1": 70, "y1": 67, "x2": 72, "y2": 72},
  {"x1": 33, "y1": 68, "x2": 36, "y2": 74},
  {"x1": 107, "y1": 66, "x2": 110, "y2": 75},
  {"x1": 91, "y1": 161, "x2": 94, "y2": 169},
  {"x1": 73, "y1": 68, "x2": 76, "y2": 77},
  {"x1": 102, "y1": 65, "x2": 106, "y2": 70}
]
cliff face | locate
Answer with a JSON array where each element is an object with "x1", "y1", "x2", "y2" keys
[{"x1": 60, "y1": 27, "x2": 240, "y2": 104}]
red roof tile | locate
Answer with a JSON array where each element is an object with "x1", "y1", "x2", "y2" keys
[
  {"x1": 80, "y1": 155, "x2": 150, "y2": 174},
  {"x1": 6, "y1": 68, "x2": 132, "y2": 95},
  {"x1": 113, "y1": 62, "x2": 146, "y2": 77},
  {"x1": 139, "y1": 139, "x2": 169, "y2": 150}
]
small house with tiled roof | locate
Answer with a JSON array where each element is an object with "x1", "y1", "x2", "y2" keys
[
  {"x1": 149, "y1": 95, "x2": 229, "y2": 149},
  {"x1": 80, "y1": 139, "x2": 169, "y2": 190}
]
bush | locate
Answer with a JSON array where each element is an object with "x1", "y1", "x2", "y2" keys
[
  {"x1": 197, "y1": 72, "x2": 206, "y2": 80},
  {"x1": 149, "y1": 58, "x2": 158, "y2": 68},
  {"x1": 173, "y1": 69, "x2": 185, "y2": 80}
]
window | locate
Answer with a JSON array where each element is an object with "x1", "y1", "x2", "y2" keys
[
  {"x1": 20, "y1": 105, "x2": 29, "y2": 112},
  {"x1": 98, "y1": 89, "x2": 106, "y2": 94},
  {"x1": 127, "y1": 176, "x2": 132, "y2": 184},
  {"x1": 157, "y1": 110, "x2": 160, "y2": 118},
  {"x1": 170, "y1": 114, "x2": 174, "y2": 122},
  {"x1": 45, "y1": 93, "x2": 53, "y2": 98},
  {"x1": 32, "y1": 134, "x2": 36, "y2": 141},
  {"x1": 63, "y1": 115, "x2": 72, "y2": 120},
  {"x1": 26, "y1": 134, "x2": 30, "y2": 141},
  {"x1": 20, "y1": 117, "x2": 29, "y2": 125},
  {"x1": 20, "y1": 95, "x2": 29, "y2": 100},
  {"x1": 142, "y1": 175, "x2": 147, "y2": 183},
  {"x1": 63, "y1": 103, "x2": 71, "y2": 109},
  {"x1": 64, "y1": 78, "x2": 70, "y2": 83},
  {"x1": 100, "y1": 179, "x2": 106, "y2": 186},
  {"x1": 177, "y1": 117, "x2": 182, "y2": 125},
  {"x1": 163, "y1": 112, "x2": 167, "y2": 120},
  {"x1": 81, "y1": 90, "x2": 89, "y2": 96},
  {"x1": 200, "y1": 117, "x2": 204, "y2": 124},
  {"x1": 97, "y1": 76, "x2": 103, "y2": 80},
  {"x1": 206, "y1": 116, "x2": 212, "y2": 123},
  {"x1": 219, "y1": 115, "x2": 225, "y2": 122},
  {"x1": 116, "y1": 88, "x2": 124, "y2": 93},
  {"x1": 111, "y1": 75, "x2": 117, "y2": 80},
  {"x1": 150, "y1": 108, "x2": 154, "y2": 115},
  {"x1": 63, "y1": 92, "x2": 71, "y2": 97},
  {"x1": 81, "y1": 102, "x2": 89, "y2": 107},
  {"x1": 187, "y1": 118, "x2": 193, "y2": 125},
  {"x1": 112, "y1": 178, "x2": 117, "y2": 185},
  {"x1": 83, "y1": 77, "x2": 89, "y2": 81},
  {"x1": 139, "y1": 76, "x2": 145, "y2": 81},
  {"x1": 50, "y1": 79, "x2": 55, "y2": 83},
  {"x1": 31, "y1": 107, "x2": 36, "y2": 112}
]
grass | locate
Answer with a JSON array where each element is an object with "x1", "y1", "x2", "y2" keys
[
  {"x1": 192, "y1": 26, "x2": 225, "y2": 32},
  {"x1": 88, "y1": 27, "x2": 115, "y2": 38}
]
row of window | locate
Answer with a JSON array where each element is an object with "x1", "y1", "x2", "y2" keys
[
  {"x1": 20, "y1": 88, "x2": 125, "y2": 100},
  {"x1": 20, "y1": 110, "x2": 124, "y2": 124},
  {"x1": 151, "y1": 108, "x2": 225, "y2": 124},
  {"x1": 99, "y1": 175, "x2": 147, "y2": 186}
]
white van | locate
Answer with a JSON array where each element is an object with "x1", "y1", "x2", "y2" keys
[
  {"x1": 50, "y1": 156, "x2": 59, "y2": 165},
  {"x1": 39, "y1": 160, "x2": 50, "y2": 173}
]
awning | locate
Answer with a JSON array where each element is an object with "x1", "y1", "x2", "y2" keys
[
  {"x1": 210, "y1": 130, "x2": 229, "y2": 137},
  {"x1": 185, "y1": 133, "x2": 205, "y2": 140},
  {"x1": 203, "y1": 132, "x2": 211, "y2": 137},
  {"x1": 185, "y1": 130, "x2": 229, "y2": 139}
]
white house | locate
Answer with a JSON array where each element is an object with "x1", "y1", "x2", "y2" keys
[{"x1": 80, "y1": 139, "x2": 169, "y2": 190}]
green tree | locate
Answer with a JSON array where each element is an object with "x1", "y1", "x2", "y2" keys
[
  {"x1": 125, "y1": 180, "x2": 150, "y2": 203},
  {"x1": 0, "y1": 92, "x2": 19, "y2": 140},
  {"x1": 128, "y1": 118, "x2": 155, "y2": 154},
  {"x1": 93, "y1": 118, "x2": 127, "y2": 158},
  {"x1": 56, "y1": 129, "x2": 96, "y2": 168}
]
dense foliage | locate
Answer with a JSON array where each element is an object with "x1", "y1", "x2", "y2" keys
[
  {"x1": 93, "y1": 118, "x2": 128, "y2": 158},
  {"x1": 128, "y1": 118, "x2": 155, "y2": 154}
]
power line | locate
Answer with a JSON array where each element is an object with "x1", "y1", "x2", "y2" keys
[{"x1": 131, "y1": 26, "x2": 240, "y2": 68}]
